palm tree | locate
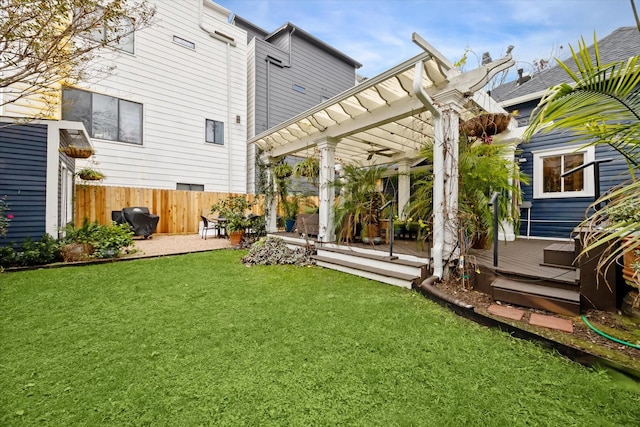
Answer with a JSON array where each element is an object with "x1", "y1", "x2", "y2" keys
[{"x1": 524, "y1": 33, "x2": 640, "y2": 301}]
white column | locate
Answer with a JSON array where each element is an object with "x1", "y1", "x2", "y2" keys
[
  {"x1": 264, "y1": 158, "x2": 278, "y2": 233},
  {"x1": 499, "y1": 143, "x2": 518, "y2": 241},
  {"x1": 397, "y1": 159, "x2": 411, "y2": 219},
  {"x1": 317, "y1": 137, "x2": 338, "y2": 242},
  {"x1": 441, "y1": 105, "x2": 460, "y2": 263}
]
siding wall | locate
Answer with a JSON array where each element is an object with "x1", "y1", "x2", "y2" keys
[
  {"x1": 514, "y1": 102, "x2": 633, "y2": 238},
  {"x1": 5, "y1": 1, "x2": 249, "y2": 194},
  {"x1": 245, "y1": 30, "x2": 358, "y2": 193},
  {"x1": 0, "y1": 124, "x2": 48, "y2": 245}
]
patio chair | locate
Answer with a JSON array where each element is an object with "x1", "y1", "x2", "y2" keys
[{"x1": 200, "y1": 215, "x2": 221, "y2": 240}]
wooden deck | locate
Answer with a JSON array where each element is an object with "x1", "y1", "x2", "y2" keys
[
  {"x1": 469, "y1": 239, "x2": 578, "y2": 284},
  {"x1": 274, "y1": 232, "x2": 578, "y2": 284}
]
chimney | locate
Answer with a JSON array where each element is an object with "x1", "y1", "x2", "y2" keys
[{"x1": 517, "y1": 68, "x2": 531, "y2": 85}]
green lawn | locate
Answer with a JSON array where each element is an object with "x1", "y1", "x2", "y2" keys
[{"x1": 1, "y1": 250, "x2": 638, "y2": 426}]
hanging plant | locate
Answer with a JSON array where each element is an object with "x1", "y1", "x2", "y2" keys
[
  {"x1": 272, "y1": 162, "x2": 293, "y2": 179},
  {"x1": 76, "y1": 168, "x2": 105, "y2": 181},
  {"x1": 293, "y1": 156, "x2": 320, "y2": 186},
  {"x1": 460, "y1": 113, "x2": 511, "y2": 140},
  {"x1": 60, "y1": 145, "x2": 95, "y2": 159}
]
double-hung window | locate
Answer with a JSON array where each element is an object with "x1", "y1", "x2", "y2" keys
[
  {"x1": 62, "y1": 88, "x2": 143, "y2": 145},
  {"x1": 533, "y1": 146, "x2": 595, "y2": 198}
]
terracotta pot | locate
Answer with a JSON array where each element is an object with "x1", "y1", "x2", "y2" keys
[
  {"x1": 621, "y1": 240, "x2": 639, "y2": 287},
  {"x1": 228, "y1": 230, "x2": 244, "y2": 246}
]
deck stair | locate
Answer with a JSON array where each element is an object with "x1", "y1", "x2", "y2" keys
[
  {"x1": 491, "y1": 276, "x2": 581, "y2": 316},
  {"x1": 542, "y1": 242, "x2": 576, "y2": 269},
  {"x1": 312, "y1": 246, "x2": 427, "y2": 290}
]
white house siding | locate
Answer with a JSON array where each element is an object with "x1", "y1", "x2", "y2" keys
[
  {"x1": 246, "y1": 38, "x2": 258, "y2": 192},
  {"x1": 63, "y1": 1, "x2": 248, "y2": 193}
]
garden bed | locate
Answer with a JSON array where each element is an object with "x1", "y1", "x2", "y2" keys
[{"x1": 433, "y1": 278, "x2": 640, "y2": 376}]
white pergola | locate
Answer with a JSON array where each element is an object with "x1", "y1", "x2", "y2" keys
[{"x1": 250, "y1": 34, "x2": 517, "y2": 278}]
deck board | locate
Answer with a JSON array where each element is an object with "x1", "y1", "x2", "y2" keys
[{"x1": 273, "y1": 232, "x2": 577, "y2": 284}]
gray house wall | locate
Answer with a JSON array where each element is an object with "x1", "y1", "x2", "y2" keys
[
  {"x1": 236, "y1": 18, "x2": 361, "y2": 193},
  {"x1": 252, "y1": 33, "x2": 357, "y2": 134},
  {"x1": 514, "y1": 102, "x2": 632, "y2": 238},
  {"x1": 0, "y1": 123, "x2": 49, "y2": 245}
]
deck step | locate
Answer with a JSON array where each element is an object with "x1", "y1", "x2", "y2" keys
[
  {"x1": 316, "y1": 246, "x2": 427, "y2": 281},
  {"x1": 543, "y1": 242, "x2": 576, "y2": 268},
  {"x1": 312, "y1": 255, "x2": 420, "y2": 289},
  {"x1": 491, "y1": 277, "x2": 580, "y2": 316}
]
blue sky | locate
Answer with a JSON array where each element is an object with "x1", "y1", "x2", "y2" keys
[{"x1": 217, "y1": 0, "x2": 636, "y2": 80}]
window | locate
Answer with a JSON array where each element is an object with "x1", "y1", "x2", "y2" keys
[
  {"x1": 205, "y1": 119, "x2": 224, "y2": 145},
  {"x1": 85, "y1": 12, "x2": 135, "y2": 54},
  {"x1": 293, "y1": 84, "x2": 305, "y2": 93},
  {"x1": 177, "y1": 183, "x2": 204, "y2": 191},
  {"x1": 173, "y1": 35, "x2": 195, "y2": 50},
  {"x1": 62, "y1": 88, "x2": 143, "y2": 144},
  {"x1": 533, "y1": 146, "x2": 595, "y2": 198}
]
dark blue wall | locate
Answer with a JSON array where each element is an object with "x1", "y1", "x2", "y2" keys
[
  {"x1": 513, "y1": 102, "x2": 633, "y2": 238},
  {"x1": 0, "y1": 123, "x2": 48, "y2": 246}
]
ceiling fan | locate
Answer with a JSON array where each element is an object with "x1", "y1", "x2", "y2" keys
[{"x1": 366, "y1": 148, "x2": 394, "y2": 160}]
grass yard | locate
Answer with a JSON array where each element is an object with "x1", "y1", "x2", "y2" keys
[{"x1": 1, "y1": 250, "x2": 638, "y2": 426}]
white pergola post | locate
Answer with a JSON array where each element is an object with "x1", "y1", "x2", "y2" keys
[
  {"x1": 440, "y1": 104, "x2": 461, "y2": 263},
  {"x1": 317, "y1": 137, "x2": 338, "y2": 242},
  {"x1": 397, "y1": 159, "x2": 411, "y2": 219},
  {"x1": 264, "y1": 157, "x2": 279, "y2": 233},
  {"x1": 499, "y1": 143, "x2": 518, "y2": 241}
]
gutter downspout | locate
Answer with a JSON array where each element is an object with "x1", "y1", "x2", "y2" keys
[
  {"x1": 198, "y1": 0, "x2": 237, "y2": 193},
  {"x1": 413, "y1": 59, "x2": 445, "y2": 280}
]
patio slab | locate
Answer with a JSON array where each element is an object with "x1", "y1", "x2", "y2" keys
[
  {"x1": 529, "y1": 313, "x2": 574, "y2": 333},
  {"x1": 487, "y1": 304, "x2": 525, "y2": 321}
]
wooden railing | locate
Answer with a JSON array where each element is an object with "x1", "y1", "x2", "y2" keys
[{"x1": 75, "y1": 185, "x2": 263, "y2": 235}]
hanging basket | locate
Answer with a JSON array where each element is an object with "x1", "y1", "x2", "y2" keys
[
  {"x1": 60, "y1": 146, "x2": 95, "y2": 159},
  {"x1": 76, "y1": 168, "x2": 105, "y2": 181},
  {"x1": 460, "y1": 113, "x2": 512, "y2": 138}
]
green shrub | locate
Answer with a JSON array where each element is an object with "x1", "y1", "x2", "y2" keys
[
  {"x1": 91, "y1": 222, "x2": 134, "y2": 258},
  {"x1": 62, "y1": 219, "x2": 133, "y2": 259},
  {"x1": 0, "y1": 234, "x2": 61, "y2": 268}
]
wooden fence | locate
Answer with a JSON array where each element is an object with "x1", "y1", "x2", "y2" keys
[{"x1": 75, "y1": 185, "x2": 263, "y2": 235}]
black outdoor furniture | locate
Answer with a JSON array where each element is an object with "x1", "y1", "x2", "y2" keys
[
  {"x1": 112, "y1": 207, "x2": 159, "y2": 238},
  {"x1": 200, "y1": 215, "x2": 225, "y2": 240}
]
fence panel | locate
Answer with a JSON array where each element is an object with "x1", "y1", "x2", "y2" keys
[{"x1": 75, "y1": 185, "x2": 262, "y2": 234}]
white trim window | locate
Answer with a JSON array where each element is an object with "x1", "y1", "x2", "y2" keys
[
  {"x1": 533, "y1": 146, "x2": 595, "y2": 199},
  {"x1": 205, "y1": 119, "x2": 224, "y2": 145}
]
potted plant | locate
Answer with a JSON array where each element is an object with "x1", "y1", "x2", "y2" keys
[
  {"x1": 211, "y1": 195, "x2": 254, "y2": 245},
  {"x1": 76, "y1": 168, "x2": 105, "y2": 181},
  {"x1": 333, "y1": 164, "x2": 387, "y2": 243}
]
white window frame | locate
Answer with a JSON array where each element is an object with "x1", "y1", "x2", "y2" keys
[{"x1": 532, "y1": 145, "x2": 595, "y2": 199}]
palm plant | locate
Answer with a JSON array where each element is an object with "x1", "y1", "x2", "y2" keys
[
  {"x1": 333, "y1": 164, "x2": 387, "y2": 242},
  {"x1": 524, "y1": 33, "x2": 640, "y2": 300},
  {"x1": 405, "y1": 135, "x2": 527, "y2": 250}
]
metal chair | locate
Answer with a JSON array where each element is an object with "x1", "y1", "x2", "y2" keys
[{"x1": 200, "y1": 215, "x2": 219, "y2": 240}]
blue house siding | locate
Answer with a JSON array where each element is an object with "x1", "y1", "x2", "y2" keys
[
  {"x1": 0, "y1": 123, "x2": 48, "y2": 246},
  {"x1": 516, "y1": 116, "x2": 633, "y2": 239}
]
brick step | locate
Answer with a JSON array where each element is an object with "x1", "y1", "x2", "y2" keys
[
  {"x1": 543, "y1": 242, "x2": 576, "y2": 268},
  {"x1": 312, "y1": 255, "x2": 420, "y2": 289},
  {"x1": 491, "y1": 277, "x2": 580, "y2": 316}
]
